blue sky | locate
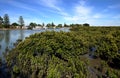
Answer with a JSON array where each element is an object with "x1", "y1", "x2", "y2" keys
[{"x1": 0, "y1": 0, "x2": 120, "y2": 26}]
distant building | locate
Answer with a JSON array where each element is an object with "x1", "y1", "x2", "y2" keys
[
  {"x1": 33, "y1": 26, "x2": 43, "y2": 30},
  {"x1": 43, "y1": 26, "x2": 47, "y2": 29},
  {"x1": 16, "y1": 26, "x2": 21, "y2": 29},
  {"x1": 22, "y1": 26, "x2": 29, "y2": 29}
]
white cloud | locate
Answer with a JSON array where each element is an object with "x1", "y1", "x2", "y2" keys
[
  {"x1": 63, "y1": 0, "x2": 93, "y2": 22},
  {"x1": 8, "y1": 1, "x2": 48, "y2": 16},
  {"x1": 63, "y1": 0, "x2": 120, "y2": 26},
  {"x1": 64, "y1": 16, "x2": 79, "y2": 22},
  {"x1": 38, "y1": 0, "x2": 68, "y2": 16},
  {"x1": 8, "y1": 1, "x2": 37, "y2": 12},
  {"x1": 40, "y1": 0, "x2": 61, "y2": 11},
  {"x1": 75, "y1": 0, "x2": 93, "y2": 16},
  {"x1": 75, "y1": 5, "x2": 92, "y2": 16},
  {"x1": 93, "y1": 14, "x2": 103, "y2": 18},
  {"x1": 7, "y1": 0, "x2": 49, "y2": 21}
]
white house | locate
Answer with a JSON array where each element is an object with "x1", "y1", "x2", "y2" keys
[
  {"x1": 22, "y1": 26, "x2": 29, "y2": 29},
  {"x1": 16, "y1": 26, "x2": 20, "y2": 29},
  {"x1": 43, "y1": 26, "x2": 47, "y2": 29},
  {"x1": 33, "y1": 26, "x2": 43, "y2": 30}
]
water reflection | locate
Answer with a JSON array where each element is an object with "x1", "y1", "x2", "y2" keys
[
  {"x1": 0, "y1": 31, "x2": 4, "y2": 42},
  {"x1": 0, "y1": 31, "x2": 4, "y2": 50},
  {"x1": 4, "y1": 30, "x2": 10, "y2": 46},
  {"x1": 19, "y1": 30, "x2": 24, "y2": 40}
]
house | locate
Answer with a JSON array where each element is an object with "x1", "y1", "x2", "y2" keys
[
  {"x1": 16, "y1": 26, "x2": 21, "y2": 29},
  {"x1": 33, "y1": 26, "x2": 43, "y2": 30},
  {"x1": 22, "y1": 26, "x2": 29, "y2": 29}
]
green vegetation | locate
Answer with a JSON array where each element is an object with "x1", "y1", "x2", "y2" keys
[
  {"x1": 11, "y1": 22, "x2": 19, "y2": 26},
  {"x1": 46, "y1": 22, "x2": 55, "y2": 28},
  {"x1": 70, "y1": 26, "x2": 120, "y2": 64},
  {"x1": 83, "y1": 23, "x2": 90, "y2": 27},
  {"x1": 6, "y1": 31, "x2": 89, "y2": 78},
  {"x1": 0, "y1": 14, "x2": 25, "y2": 28},
  {"x1": 56, "y1": 24, "x2": 62, "y2": 28},
  {"x1": 6, "y1": 26, "x2": 120, "y2": 78},
  {"x1": 29, "y1": 22, "x2": 37, "y2": 27},
  {"x1": 70, "y1": 26, "x2": 120, "y2": 77}
]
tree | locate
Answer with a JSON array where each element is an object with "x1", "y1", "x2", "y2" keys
[
  {"x1": 83, "y1": 23, "x2": 90, "y2": 27},
  {"x1": 29, "y1": 22, "x2": 37, "y2": 28},
  {"x1": 42, "y1": 22, "x2": 45, "y2": 27},
  {"x1": 3, "y1": 14, "x2": 10, "y2": 28},
  {"x1": 12, "y1": 22, "x2": 19, "y2": 26},
  {"x1": 18, "y1": 16, "x2": 24, "y2": 28},
  {"x1": 51, "y1": 22, "x2": 55, "y2": 27},
  {"x1": 38, "y1": 24, "x2": 43, "y2": 28},
  {"x1": 0, "y1": 16, "x2": 3, "y2": 28},
  {"x1": 0, "y1": 16, "x2": 3, "y2": 25},
  {"x1": 37, "y1": 24, "x2": 42, "y2": 26},
  {"x1": 64, "y1": 23, "x2": 69, "y2": 27},
  {"x1": 57, "y1": 24, "x2": 62, "y2": 28},
  {"x1": 46, "y1": 23, "x2": 51, "y2": 28}
]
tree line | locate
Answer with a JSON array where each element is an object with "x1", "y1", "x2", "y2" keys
[
  {"x1": 0, "y1": 14, "x2": 90, "y2": 29},
  {"x1": 26, "y1": 22, "x2": 90, "y2": 29},
  {"x1": 0, "y1": 14, "x2": 24, "y2": 28}
]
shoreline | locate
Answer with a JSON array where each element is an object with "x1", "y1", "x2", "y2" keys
[
  {"x1": 0, "y1": 28, "x2": 28, "y2": 30},
  {"x1": 0, "y1": 27, "x2": 69, "y2": 30}
]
